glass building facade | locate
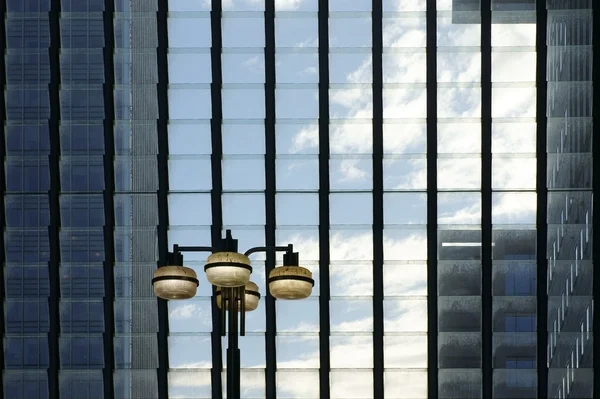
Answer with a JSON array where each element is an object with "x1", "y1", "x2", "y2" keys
[
  {"x1": 1, "y1": 0, "x2": 598, "y2": 399},
  {"x1": 2, "y1": 0, "x2": 162, "y2": 398}
]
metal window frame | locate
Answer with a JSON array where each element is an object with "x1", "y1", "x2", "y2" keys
[
  {"x1": 0, "y1": 0, "x2": 6, "y2": 396},
  {"x1": 48, "y1": 1, "x2": 63, "y2": 398},
  {"x1": 371, "y1": 0, "x2": 385, "y2": 397},
  {"x1": 318, "y1": 1, "x2": 332, "y2": 397},
  {"x1": 536, "y1": 3, "x2": 549, "y2": 398},
  {"x1": 481, "y1": 0, "x2": 493, "y2": 397},
  {"x1": 264, "y1": 1, "x2": 278, "y2": 397},
  {"x1": 156, "y1": 0, "x2": 171, "y2": 397},
  {"x1": 102, "y1": 1, "x2": 117, "y2": 398},
  {"x1": 426, "y1": 0, "x2": 438, "y2": 397},
  {"x1": 209, "y1": 1, "x2": 225, "y2": 397},
  {"x1": 592, "y1": 0, "x2": 599, "y2": 397}
]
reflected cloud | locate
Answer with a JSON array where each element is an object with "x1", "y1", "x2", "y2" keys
[
  {"x1": 385, "y1": 158, "x2": 427, "y2": 190},
  {"x1": 439, "y1": 193, "x2": 481, "y2": 225},
  {"x1": 168, "y1": 302, "x2": 213, "y2": 333},
  {"x1": 165, "y1": 2, "x2": 540, "y2": 399},
  {"x1": 290, "y1": 124, "x2": 318, "y2": 153},
  {"x1": 169, "y1": 303, "x2": 205, "y2": 320},
  {"x1": 174, "y1": 361, "x2": 212, "y2": 369},
  {"x1": 492, "y1": 192, "x2": 537, "y2": 224},
  {"x1": 331, "y1": 158, "x2": 372, "y2": 186}
]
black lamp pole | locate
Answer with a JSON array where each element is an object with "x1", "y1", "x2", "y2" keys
[{"x1": 169, "y1": 230, "x2": 298, "y2": 399}]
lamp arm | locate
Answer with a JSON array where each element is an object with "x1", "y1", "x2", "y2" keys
[
  {"x1": 244, "y1": 244, "x2": 293, "y2": 257},
  {"x1": 175, "y1": 245, "x2": 216, "y2": 253}
]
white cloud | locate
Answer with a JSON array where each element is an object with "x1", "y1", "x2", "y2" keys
[
  {"x1": 493, "y1": 191, "x2": 537, "y2": 224},
  {"x1": 290, "y1": 125, "x2": 318, "y2": 153},
  {"x1": 330, "y1": 122, "x2": 372, "y2": 154},
  {"x1": 165, "y1": 4, "x2": 540, "y2": 399},
  {"x1": 272, "y1": 0, "x2": 308, "y2": 11},
  {"x1": 492, "y1": 23, "x2": 536, "y2": 47},
  {"x1": 383, "y1": 0, "x2": 426, "y2": 12},
  {"x1": 337, "y1": 159, "x2": 369, "y2": 181},
  {"x1": 169, "y1": 303, "x2": 202, "y2": 320},
  {"x1": 168, "y1": 302, "x2": 213, "y2": 332},
  {"x1": 173, "y1": 361, "x2": 213, "y2": 369}
]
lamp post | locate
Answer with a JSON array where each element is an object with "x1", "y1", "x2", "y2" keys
[{"x1": 151, "y1": 229, "x2": 314, "y2": 399}]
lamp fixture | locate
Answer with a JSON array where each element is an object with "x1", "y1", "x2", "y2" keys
[{"x1": 151, "y1": 229, "x2": 314, "y2": 399}]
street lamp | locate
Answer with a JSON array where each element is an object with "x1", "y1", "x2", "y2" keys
[{"x1": 151, "y1": 229, "x2": 314, "y2": 399}]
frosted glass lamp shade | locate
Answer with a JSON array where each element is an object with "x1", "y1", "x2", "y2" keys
[
  {"x1": 152, "y1": 266, "x2": 199, "y2": 300},
  {"x1": 205, "y1": 252, "x2": 252, "y2": 287},
  {"x1": 215, "y1": 281, "x2": 261, "y2": 312},
  {"x1": 268, "y1": 266, "x2": 314, "y2": 300}
]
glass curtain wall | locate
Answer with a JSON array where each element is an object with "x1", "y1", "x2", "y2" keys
[
  {"x1": 57, "y1": 1, "x2": 107, "y2": 395},
  {"x1": 436, "y1": 0, "x2": 482, "y2": 397},
  {"x1": 546, "y1": 0, "x2": 594, "y2": 398},
  {"x1": 328, "y1": 1, "x2": 375, "y2": 398},
  {"x1": 220, "y1": 0, "x2": 267, "y2": 396},
  {"x1": 381, "y1": 1, "x2": 428, "y2": 398},
  {"x1": 4, "y1": 1, "x2": 52, "y2": 397},
  {"x1": 113, "y1": 1, "x2": 161, "y2": 398},
  {"x1": 275, "y1": 0, "x2": 320, "y2": 397},
  {"x1": 165, "y1": 0, "x2": 214, "y2": 397},
  {"x1": 160, "y1": 0, "x2": 597, "y2": 398},
  {"x1": 3, "y1": 0, "x2": 161, "y2": 398},
  {"x1": 490, "y1": 3, "x2": 538, "y2": 398}
]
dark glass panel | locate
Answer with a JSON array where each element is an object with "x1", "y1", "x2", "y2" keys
[
  {"x1": 5, "y1": 159, "x2": 51, "y2": 192},
  {"x1": 61, "y1": 0, "x2": 105, "y2": 12},
  {"x1": 60, "y1": 88, "x2": 105, "y2": 120},
  {"x1": 7, "y1": 0, "x2": 51, "y2": 11},
  {"x1": 4, "y1": 266, "x2": 50, "y2": 298},
  {"x1": 60, "y1": 124, "x2": 105, "y2": 155},
  {"x1": 59, "y1": 301, "x2": 105, "y2": 334},
  {"x1": 4, "y1": 230, "x2": 51, "y2": 263},
  {"x1": 5, "y1": 301, "x2": 50, "y2": 333},
  {"x1": 60, "y1": 265, "x2": 105, "y2": 298},
  {"x1": 60, "y1": 195, "x2": 105, "y2": 227},
  {"x1": 5, "y1": 125, "x2": 50, "y2": 155},
  {"x1": 5, "y1": 52, "x2": 51, "y2": 84},
  {"x1": 59, "y1": 17, "x2": 105, "y2": 49},
  {"x1": 4, "y1": 195, "x2": 50, "y2": 228},
  {"x1": 4, "y1": 336, "x2": 49, "y2": 368},
  {"x1": 59, "y1": 157, "x2": 105, "y2": 192},
  {"x1": 3, "y1": 372, "x2": 49, "y2": 399},
  {"x1": 6, "y1": 18, "x2": 50, "y2": 48},
  {"x1": 60, "y1": 51, "x2": 105, "y2": 84},
  {"x1": 59, "y1": 230, "x2": 105, "y2": 262},
  {"x1": 59, "y1": 336, "x2": 105, "y2": 368},
  {"x1": 60, "y1": 373, "x2": 104, "y2": 399},
  {"x1": 5, "y1": 88, "x2": 51, "y2": 120}
]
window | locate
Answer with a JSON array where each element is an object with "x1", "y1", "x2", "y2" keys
[
  {"x1": 505, "y1": 357, "x2": 535, "y2": 369},
  {"x1": 60, "y1": 336, "x2": 104, "y2": 368},
  {"x1": 504, "y1": 314, "x2": 536, "y2": 332}
]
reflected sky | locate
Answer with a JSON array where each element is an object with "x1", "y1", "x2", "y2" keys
[{"x1": 164, "y1": 0, "x2": 539, "y2": 398}]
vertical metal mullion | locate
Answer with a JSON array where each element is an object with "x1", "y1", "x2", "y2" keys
[
  {"x1": 425, "y1": 0, "x2": 438, "y2": 397},
  {"x1": 48, "y1": 1, "x2": 62, "y2": 398},
  {"x1": 371, "y1": 0, "x2": 384, "y2": 398},
  {"x1": 480, "y1": 0, "x2": 492, "y2": 397},
  {"x1": 102, "y1": 1, "x2": 117, "y2": 397},
  {"x1": 318, "y1": 1, "x2": 331, "y2": 398},
  {"x1": 209, "y1": 0, "x2": 225, "y2": 397},
  {"x1": 264, "y1": 1, "x2": 278, "y2": 398},
  {"x1": 156, "y1": 0, "x2": 170, "y2": 397},
  {"x1": 592, "y1": 0, "x2": 600, "y2": 397},
  {"x1": 0, "y1": 1, "x2": 6, "y2": 395},
  {"x1": 535, "y1": 3, "x2": 548, "y2": 398}
]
